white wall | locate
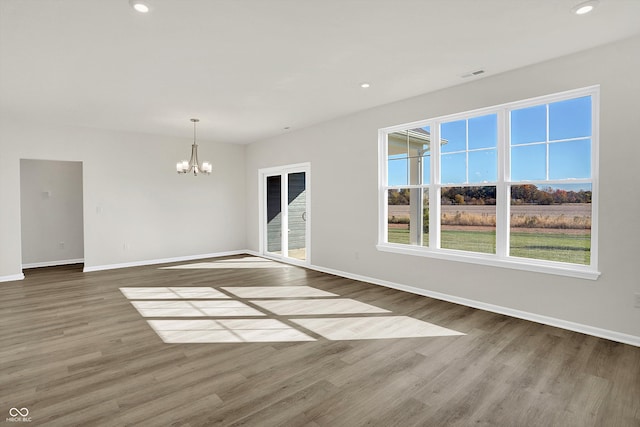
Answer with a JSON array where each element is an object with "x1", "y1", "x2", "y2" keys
[
  {"x1": 245, "y1": 35, "x2": 640, "y2": 339},
  {"x1": 0, "y1": 119, "x2": 246, "y2": 277},
  {"x1": 20, "y1": 159, "x2": 84, "y2": 266}
]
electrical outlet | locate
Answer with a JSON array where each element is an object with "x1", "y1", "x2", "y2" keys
[
  {"x1": 635, "y1": 293, "x2": 640, "y2": 308},
  {"x1": 59, "y1": 242, "x2": 65, "y2": 249},
  {"x1": 123, "y1": 243, "x2": 129, "y2": 251}
]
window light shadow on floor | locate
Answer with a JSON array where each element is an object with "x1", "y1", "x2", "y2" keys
[
  {"x1": 147, "y1": 319, "x2": 316, "y2": 343},
  {"x1": 222, "y1": 286, "x2": 338, "y2": 298},
  {"x1": 291, "y1": 316, "x2": 465, "y2": 340},
  {"x1": 130, "y1": 300, "x2": 265, "y2": 317},
  {"x1": 121, "y1": 287, "x2": 230, "y2": 299},
  {"x1": 159, "y1": 257, "x2": 293, "y2": 269},
  {"x1": 121, "y1": 268, "x2": 465, "y2": 343},
  {"x1": 249, "y1": 298, "x2": 391, "y2": 315}
]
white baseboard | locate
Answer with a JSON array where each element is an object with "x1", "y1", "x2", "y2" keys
[
  {"x1": 83, "y1": 250, "x2": 247, "y2": 273},
  {"x1": 303, "y1": 263, "x2": 640, "y2": 347},
  {"x1": 0, "y1": 273, "x2": 25, "y2": 283},
  {"x1": 22, "y1": 258, "x2": 84, "y2": 269}
]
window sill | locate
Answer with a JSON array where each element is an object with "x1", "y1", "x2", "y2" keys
[{"x1": 376, "y1": 243, "x2": 600, "y2": 280}]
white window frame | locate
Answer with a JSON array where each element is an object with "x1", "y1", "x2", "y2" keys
[{"x1": 377, "y1": 86, "x2": 600, "y2": 280}]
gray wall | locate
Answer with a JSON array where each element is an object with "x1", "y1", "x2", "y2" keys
[
  {"x1": 20, "y1": 159, "x2": 84, "y2": 266},
  {"x1": 0, "y1": 120, "x2": 246, "y2": 275},
  {"x1": 245, "y1": 35, "x2": 640, "y2": 338}
]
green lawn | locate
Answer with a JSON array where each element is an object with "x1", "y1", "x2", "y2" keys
[
  {"x1": 510, "y1": 231, "x2": 590, "y2": 265},
  {"x1": 387, "y1": 228, "x2": 590, "y2": 265}
]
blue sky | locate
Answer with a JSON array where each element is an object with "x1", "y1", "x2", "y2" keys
[{"x1": 388, "y1": 96, "x2": 592, "y2": 190}]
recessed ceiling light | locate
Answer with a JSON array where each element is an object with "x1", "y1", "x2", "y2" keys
[
  {"x1": 360, "y1": 83, "x2": 371, "y2": 88},
  {"x1": 129, "y1": 0, "x2": 151, "y2": 13},
  {"x1": 572, "y1": 0, "x2": 598, "y2": 15}
]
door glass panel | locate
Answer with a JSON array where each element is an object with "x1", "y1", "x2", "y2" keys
[
  {"x1": 266, "y1": 175, "x2": 282, "y2": 254},
  {"x1": 287, "y1": 172, "x2": 306, "y2": 261}
]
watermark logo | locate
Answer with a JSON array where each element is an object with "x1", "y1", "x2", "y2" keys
[{"x1": 6, "y1": 407, "x2": 31, "y2": 423}]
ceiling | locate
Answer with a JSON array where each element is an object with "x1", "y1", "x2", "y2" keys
[{"x1": 1, "y1": 0, "x2": 639, "y2": 144}]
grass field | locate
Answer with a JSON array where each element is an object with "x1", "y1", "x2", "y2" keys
[{"x1": 387, "y1": 228, "x2": 590, "y2": 265}]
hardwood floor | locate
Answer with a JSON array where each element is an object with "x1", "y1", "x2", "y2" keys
[{"x1": 1, "y1": 256, "x2": 638, "y2": 426}]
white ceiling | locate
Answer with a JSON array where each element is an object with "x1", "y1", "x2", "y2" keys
[{"x1": 1, "y1": 0, "x2": 639, "y2": 144}]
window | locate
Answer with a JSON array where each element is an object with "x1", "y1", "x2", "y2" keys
[{"x1": 378, "y1": 86, "x2": 599, "y2": 279}]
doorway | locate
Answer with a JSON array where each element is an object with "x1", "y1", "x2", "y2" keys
[
  {"x1": 260, "y1": 163, "x2": 310, "y2": 265},
  {"x1": 20, "y1": 159, "x2": 84, "y2": 270}
]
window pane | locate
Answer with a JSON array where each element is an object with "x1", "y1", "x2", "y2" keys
[
  {"x1": 388, "y1": 131, "x2": 408, "y2": 186},
  {"x1": 441, "y1": 120, "x2": 466, "y2": 153},
  {"x1": 549, "y1": 96, "x2": 591, "y2": 141},
  {"x1": 422, "y1": 190, "x2": 429, "y2": 247},
  {"x1": 388, "y1": 158, "x2": 408, "y2": 186},
  {"x1": 408, "y1": 126, "x2": 432, "y2": 157},
  {"x1": 511, "y1": 144, "x2": 546, "y2": 181},
  {"x1": 468, "y1": 114, "x2": 497, "y2": 149},
  {"x1": 407, "y1": 156, "x2": 422, "y2": 186},
  {"x1": 510, "y1": 184, "x2": 591, "y2": 265},
  {"x1": 387, "y1": 189, "x2": 411, "y2": 245},
  {"x1": 441, "y1": 152, "x2": 466, "y2": 184},
  {"x1": 441, "y1": 186, "x2": 496, "y2": 254},
  {"x1": 511, "y1": 105, "x2": 546, "y2": 145},
  {"x1": 422, "y1": 154, "x2": 431, "y2": 185},
  {"x1": 549, "y1": 139, "x2": 591, "y2": 180},
  {"x1": 389, "y1": 127, "x2": 432, "y2": 186},
  {"x1": 388, "y1": 131, "x2": 409, "y2": 157},
  {"x1": 469, "y1": 149, "x2": 497, "y2": 183},
  {"x1": 418, "y1": 125, "x2": 431, "y2": 185},
  {"x1": 388, "y1": 188, "x2": 428, "y2": 247}
]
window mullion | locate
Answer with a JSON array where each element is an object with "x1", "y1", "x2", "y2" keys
[
  {"x1": 379, "y1": 130, "x2": 389, "y2": 244},
  {"x1": 496, "y1": 110, "x2": 509, "y2": 258},
  {"x1": 431, "y1": 122, "x2": 441, "y2": 249},
  {"x1": 465, "y1": 119, "x2": 469, "y2": 184},
  {"x1": 545, "y1": 104, "x2": 550, "y2": 181}
]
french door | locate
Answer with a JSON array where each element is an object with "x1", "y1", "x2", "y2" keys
[{"x1": 260, "y1": 163, "x2": 310, "y2": 264}]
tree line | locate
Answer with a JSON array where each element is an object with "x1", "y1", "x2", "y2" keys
[{"x1": 389, "y1": 185, "x2": 591, "y2": 206}]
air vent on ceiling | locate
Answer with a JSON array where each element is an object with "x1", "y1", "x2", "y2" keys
[{"x1": 461, "y1": 69, "x2": 485, "y2": 78}]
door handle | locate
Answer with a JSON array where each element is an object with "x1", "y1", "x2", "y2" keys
[{"x1": 302, "y1": 212, "x2": 307, "y2": 221}]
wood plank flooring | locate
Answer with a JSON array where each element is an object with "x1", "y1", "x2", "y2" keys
[{"x1": 1, "y1": 256, "x2": 639, "y2": 426}]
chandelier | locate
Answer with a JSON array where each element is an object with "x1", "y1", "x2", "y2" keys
[{"x1": 176, "y1": 118, "x2": 212, "y2": 175}]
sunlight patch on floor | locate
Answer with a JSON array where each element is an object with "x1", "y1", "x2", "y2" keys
[
  {"x1": 121, "y1": 287, "x2": 230, "y2": 299},
  {"x1": 291, "y1": 316, "x2": 466, "y2": 340},
  {"x1": 121, "y1": 284, "x2": 465, "y2": 343},
  {"x1": 130, "y1": 300, "x2": 265, "y2": 317},
  {"x1": 250, "y1": 298, "x2": 390, "y2": 315},
  {"x1": 147, "y1": 319, "x2": 315, "y2": 343},
  {"x1": 222, "y1": 286, "x2": 338, "y2": 298}
]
